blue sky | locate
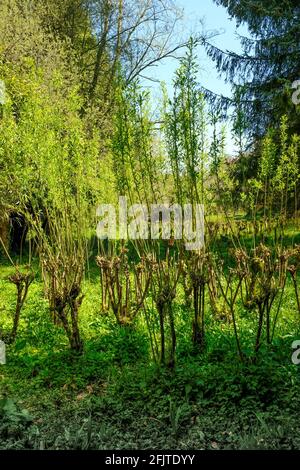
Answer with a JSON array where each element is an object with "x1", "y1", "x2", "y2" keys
[
  {"x1": 150, "y1": 0, "x2": 249, "y2": 96},
  {"x1": 144, "y1": 0, "x2": 250, "y2": 154}
]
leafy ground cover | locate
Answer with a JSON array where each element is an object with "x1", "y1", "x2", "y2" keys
[{"x1": 1, "y1": 259, "x2": 300, "y2": 450}]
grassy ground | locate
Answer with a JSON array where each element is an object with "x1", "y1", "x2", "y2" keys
[{"x1": 1, "y1": 256, "x2": 300, "y2": 450}]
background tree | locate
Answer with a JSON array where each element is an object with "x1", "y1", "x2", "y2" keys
[{"x1": 202, "y1": 0, "x2": 300, "y2": 141}]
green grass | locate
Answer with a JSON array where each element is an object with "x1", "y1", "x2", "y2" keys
[{"x1": 1, "y1": 256, "x2": 300, "y2": 450}]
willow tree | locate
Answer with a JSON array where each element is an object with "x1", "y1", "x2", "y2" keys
[
  {"x1": 0, "y1": 49, "x2": 113, "y2": 351},
  {"x1": 163, "y1": 39, "x2": 209, "y2": 349}
]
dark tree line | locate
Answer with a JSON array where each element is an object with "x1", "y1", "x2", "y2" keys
[{"x1": 201, "y1": 0, "x2": 300, "y2": 141}]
